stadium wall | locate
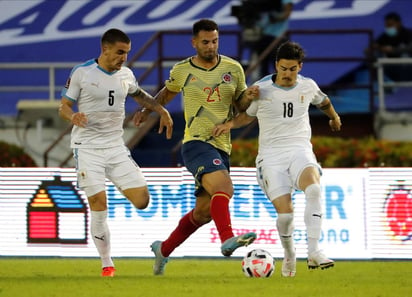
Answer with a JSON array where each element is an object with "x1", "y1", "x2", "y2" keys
[
  {"x1": 1, "y1": 0, "x2": 412, "y2": 115},
  {"x1": 0, "y1": 167, "x2": 411, "y2": 259}
]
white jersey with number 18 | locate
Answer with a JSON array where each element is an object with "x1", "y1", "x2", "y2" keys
[{"x1": 246, "y1": 74, "x2": 327, "y2": 154}]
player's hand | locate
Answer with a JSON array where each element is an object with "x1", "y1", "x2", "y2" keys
[
  {"x1": 133, "y1": 108, "x2": 151, "y2": 127},
  {"x1": 244, "y1": 85, "x2": 259, "y2": 101},
  {"x1": 71, "y1": 112, "x2": 88, "y2": 128},
  {"x1": 237, "y1": 86, "x2": 259, "y2": 112},
  {"x1": 329, "y1": 116, "x2": 341, "y2": 132},
  {"x1": 212, "y1": 121, "x2": 233, "y2": 137},
  {"x1": 158, "y1": 108, "x2": 173, "y2": 139}
]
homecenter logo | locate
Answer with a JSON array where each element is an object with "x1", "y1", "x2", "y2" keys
[
  {"x1": 0, "y1": 0, "x2": 390, "y2": 46},
  {"x1": 27, "y1": 176, "x2": 88, "y2": 244},
  {"x1": 106, "y1": 183, "x2": 347, "y2": 220},
  {"x1": 1, "y1": 167, "x2": 400, "y2": 258}
]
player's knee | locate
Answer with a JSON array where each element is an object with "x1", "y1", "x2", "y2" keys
[
  {"x1": 132, "y1": 197, "x2": 149, "y2": 210},
  {"x1": 88, "y1": 199, "x2": 107, "y2": 211},
  {"x1": 277, "y1": 213, "x2": 294, "y2": 225},
  {"x1": 203, "y1": 172, "x2": 234, "y2": 197},
  {"x1": 132, "y1": 193, "x2": 150, "y2": 210},
  {"x1": 198, "y1": 215, "x2": 212, "y2": 225},
  {"x1": 193, "y1": 207, "x2": 212, "y2": 224},
  {"x1": 304, "y1": 184, "x2": 321, "y2": 200},
  {"x1": 276, "y1": 213, "x2": 294, "y2": 236},
  {"x1": 86, "y1": 190, "x2": 107, "y2": 211},
  {"x1": 125, "y1": 188, "x2": 150, "y2": 209}
]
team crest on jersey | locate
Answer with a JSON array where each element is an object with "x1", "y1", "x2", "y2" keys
[
  {"x1": 299, "y1": 94, "x2": 305, "y2": 103},
  {"x1": 213, "y1": 158, "x2": 222, "y2": 166},
  {"x1": 221, "y1": 73, "x2": 232, "y2": 83}
]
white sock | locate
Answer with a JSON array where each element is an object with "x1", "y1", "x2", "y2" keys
[
  {"x1": 304, "y1": 184, "x2": 322, "y2": 255},
  {"x1": 91, "y1": 210, "x2": 114, "y2": 268},
  {"x1": 276, "y1": 213, "x2": 295, "y2": 259}
]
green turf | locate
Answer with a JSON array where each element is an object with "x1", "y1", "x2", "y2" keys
[{"x1": 0, "y1": 258, "x2": 411, "y2": 297}]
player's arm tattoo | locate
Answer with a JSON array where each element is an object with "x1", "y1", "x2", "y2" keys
[
  {"x1": 154, "y1": 87, "x2": 173, "y2": 106},
  {"x1": 130, "y1": 87, "x2": 159, "y2": 110},
  {"x1": 317, "y1": 97, "x2": 339, "y2": 120},
  {"x1": 235, "y1": 90, "x2": 248, "y2": 112},
  {"x1": 319, "y1": 101, "x2": 331, "y2": 110},
  {"x1": 140, "y1": 86, "x2": 176, "y2": 112}
]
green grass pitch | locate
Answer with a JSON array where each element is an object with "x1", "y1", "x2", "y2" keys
[{"x1": 0, "y1": 258, "x2": 411, "y2": 297}]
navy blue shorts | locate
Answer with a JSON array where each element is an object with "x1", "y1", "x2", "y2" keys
[{"x1": 182, "y1": 140, "x2": 230, "y2": 196}]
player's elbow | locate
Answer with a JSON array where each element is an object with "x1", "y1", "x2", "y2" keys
[{"x1": 58, "y1": 103, "x2": 65, "y2": 119}]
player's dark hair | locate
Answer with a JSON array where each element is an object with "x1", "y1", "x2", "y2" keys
[
  {"x1": 101, "y1": 28, "x2": 130, "y2": 45},
  {"x1": 276, "y1": 41, "x2": 305, "y2": 63},
  {"x1": 192, "y1": 19, "x2": 219, "y2": 36},
  {"x1": 385, "y1": 12, "x2": 401, "y2": 23}
]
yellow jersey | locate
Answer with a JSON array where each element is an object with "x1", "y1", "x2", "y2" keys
[{"x1": 165, "y1": 55, "x2": 247, "y2": 154}]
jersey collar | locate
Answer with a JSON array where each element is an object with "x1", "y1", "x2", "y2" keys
[
  {"x1": 190, "y1": 55, "x2": 221, "y2": 71},
  {"x1": 95, "y1": 58, "x2": 118, "y2": 75}
]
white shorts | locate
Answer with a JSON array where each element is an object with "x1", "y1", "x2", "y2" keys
[
  {"x1": 73, "y1": 145, "x2": 147, "y2": 197},
  {"x1": 256, "y1": 148, "x2": 322, "y2": 201}
]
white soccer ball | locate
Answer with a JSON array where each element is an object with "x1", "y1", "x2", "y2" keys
[{"x1": 242, "y1": 249, "x2": 275, "y2": 278}]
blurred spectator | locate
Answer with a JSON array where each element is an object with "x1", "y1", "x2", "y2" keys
[
  {"x1": 231, "y1": 0, "x2": 293, "y2": 79},
  {"x1": 366, "y1": 12, "x2": 412, "y2": 81},
  {"x1": 254, "y1": 0, "x2": 294, "y2": 77}
]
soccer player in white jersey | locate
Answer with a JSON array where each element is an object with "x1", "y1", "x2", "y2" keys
[
  {"x1": 59, "y1": 28, "x2": 173, "y2": 277},
  {"x1": 213, "y1": 41, "x2": 342, "y2": 277}
]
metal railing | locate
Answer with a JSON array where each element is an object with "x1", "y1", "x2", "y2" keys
[
  {"x1": 1, "y1": 28, "x2": 375, "y2": 167},
  {"x1": 375, "y1": 57, "x2": 412, "y2": 112},
  {"x1": 374, "y1": 57, "x2": 412, "y2": 137},
  {"x1": 0, "y1": 61, "x2": 158, "y2": 101},
  {"x1": 0, "y1": 62, "x2": 76, "y2": 100}
]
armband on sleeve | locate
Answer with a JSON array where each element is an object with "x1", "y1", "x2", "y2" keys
[
  {"x1": 130, "y1": 88, "x2": 142, "y2": 97},
  {"x1": 319, "y1": 102, "x2": 331, "y2": 110}
]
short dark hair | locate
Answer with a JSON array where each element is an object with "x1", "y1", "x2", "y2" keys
[
  {"x1": 276, "y1": 41, "x2": 305, "y2": 63},
  {"x1": 385, "y1": 12, "x2": 401, "y2": 23},
  {"x1": 101, "y1": 28, "x2": 130, "y2": 45},
  {"x1": 192, "y1": 19, "x2": 219, "y2": 36}
]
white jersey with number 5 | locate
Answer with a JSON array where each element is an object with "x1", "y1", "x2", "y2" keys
[
  {"x1": 246, "y1": 74, "x2": 327, "y2": 155},
  {"x1": 62, "y1": 59, "x2": 139, "y2": 148}
]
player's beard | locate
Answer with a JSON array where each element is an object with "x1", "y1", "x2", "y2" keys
[{"x1": 200, "y1": 50, "x2": 217, "y2": 62}]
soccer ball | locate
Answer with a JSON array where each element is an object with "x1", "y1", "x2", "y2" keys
[{"x1": 242, "y1": 249, "x2": 275, "y2": 278}]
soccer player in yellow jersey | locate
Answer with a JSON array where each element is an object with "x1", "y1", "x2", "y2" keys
[{"x1": 135, "y1": 19, "x2": 259, "y2": 275}]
